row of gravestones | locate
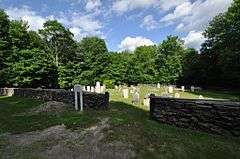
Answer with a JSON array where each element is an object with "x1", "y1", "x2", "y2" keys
[
  {"x1": 73, "y1": 82, "x2": 106, "y2": 111},
  {"x1": 121, "y1": 87, "x2": 151, "y2": 107},
  {"x1": 72, "y1": 82, "x2": 106, "y2": 94},
  {"x1": 118, "y1": 84, "x2": 204, "y2": 107}
]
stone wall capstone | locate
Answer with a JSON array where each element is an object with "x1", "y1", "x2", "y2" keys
[
  {"x1": 150, "y1": 95, "x2": 240, "y2": 136},
  {"x1": 0, "y1": 88, "x2": 109, "y2": 110}
]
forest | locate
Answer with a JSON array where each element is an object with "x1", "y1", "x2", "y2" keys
[{"x1": 0, "y1": 0, "x2": 239, "y2": 89}]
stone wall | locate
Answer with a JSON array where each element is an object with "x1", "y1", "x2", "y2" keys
[
  {"x1": 0, "y1": 88, "x2": 109, "y2": 110},
  {"x1": 150, "y1": 95, "x2": 240, "y2": 136}
]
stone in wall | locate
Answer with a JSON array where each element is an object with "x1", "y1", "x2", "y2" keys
[{"x1": 150, "y1": 96, "x2": 240, "y2": 136}]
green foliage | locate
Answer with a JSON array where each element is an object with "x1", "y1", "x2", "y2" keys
[
  {"x1": 7, "y1": 49, "x2": 58, "y2": 88},
  {"x1": 0, "y1": 9, "x2": 11, "y2": 86},
  {"x1": 58, "y1": 62, "x2": 82, "y2": 89},
  {"x1": 76, "y1": 37, "x2": 109, "y2": 85},
  {"x1": 0, "y1": 3, "x2": 240, "y2": 89},
  {"x1": 39, "y1": 20, "x2": 76, "y2": 66},
  {"x1": 156, "y1": 36, "x2": 185, "y2": 84},
  {"x1": 199, "y1": 0, "x2": 240, "y2": 88},
  {"x1": 103, "y1": 79, "x2": 115, "y2": 89}
]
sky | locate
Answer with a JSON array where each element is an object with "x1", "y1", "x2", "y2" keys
[{"x1": 0, "y1": 0, "x2": 233, "y2": 52}]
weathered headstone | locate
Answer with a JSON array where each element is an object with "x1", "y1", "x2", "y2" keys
[
  {"x1": 90, "y1": 86, "x2": 95, "y2": 92},
  {"x1": 87, "y1": 86, "x2": 91, "y2": 92},
  {"x1": 181, "y1": 86, "x2": 185, "y2": 92},
  {"x1": 74, "y1": 85, "x2": 83, "y2": 111},
  {"x1": 174, "y1": 92, "x2": 180, "y2": 98},
  {"x1": 168, "y1": 86, "x2": 174, "y2": 94},
  {"x1": 157, "y1": 83, "x2": 161, "y2": 88},
  {"x1": 122, "y1": 89, "x2": 129, "y2": 98},
  {"x1": 100, "y1": 85, "x2": 106, "y2": 93},
  {"x1": 143, "y1": 98, "x2": 150, "y2": 107},
  {"x1": 95, "y1": 81, "x2": 101, "y2": 93},
  {"x1": 115, "y1": 85, "x2": 118, "y2": 90},
  {"x1": 191, "y1": 86, "x2": 195, "y2": 92},
  {"x1": 82, "y1": 86, "x2": 86, "y2": 91},
  {"x1": 132, "y1": 91, "x2": 140, "y2": 104}
]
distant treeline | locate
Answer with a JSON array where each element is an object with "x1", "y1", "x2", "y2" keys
[{"x1": 0, "y1": 0, "x2": 239, "y2": 89}]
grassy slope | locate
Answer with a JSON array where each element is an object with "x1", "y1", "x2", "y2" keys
[{"x1": 0, "y1": 89, "x2": 240, "y2": 159}]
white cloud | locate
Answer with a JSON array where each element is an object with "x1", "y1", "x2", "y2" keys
[
  {"x1": 160, "y1": 2, "x2": 192, "y2": 22},
  {"x1": 86, "y1": 0, "x2": 102, "y2": 11},
  {"x1": 140, "y1": 15, "x2": 158, "y2": 31},
  {"x1": 119, "y1": 36, "x2": 154, "y2": 51},
  {"x1": 182, "y1": 31, "x2": 205, "y2": 50},
  {"x1": 6, "y1": 6, "x2": 104, "y2": 41},
  {"x1": 162, "y1": 0, "x2": 233, "y2": 32},
  {"x1": 6, "y1": 6, "x2": 51, "y2": 31},
  {"x1": 66, "y1": 13, "x2": 104, "y2": 40},
  {"x1": 159, "y1": 0, "x2": 189, "y2": 11},
  {"x1": 111, "y1": 0, "x2": 188, "y2": 14},
  {"x1": 112, "y1": 0, "x2": 157, "y2": 14}
]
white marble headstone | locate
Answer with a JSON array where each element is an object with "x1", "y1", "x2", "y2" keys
[
  {"x1": 143, "y1": 98, "x2": 150, "y2": 107},
  {"x1": 91, "y1": 86, "x2": 95, "y2": 92},
  {"x1": 191, "y1": 86, "x2": 195, "y2": 92},
  {"x1": 87, "y1": 86, "x2": 91, "y2": 92},
  {"x1": 122, "y1": 89, "x2": 129, "y2": 98},
  {"x1": 95, "y1": 81, "x2": 101, "y2": 93},
  {"x1": 181, "y1": 86, "x2": 185, "y2": 92},
  {"x1": 168, "y1": 86, "x2": 174, "y2": 93}
]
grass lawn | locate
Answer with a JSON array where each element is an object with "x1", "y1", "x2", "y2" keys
[
  {"x1": 108, "y1": 85, "x2": 240, "y2": 110},
  {"x1": 0, "y1": 89, "x2": 240, "y2": 158}
]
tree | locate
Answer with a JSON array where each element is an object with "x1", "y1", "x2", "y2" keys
[
  {"x1": 200, "y1": 0, "x2": 240, "y2": 88},
  {"x1": 180, "y1": 48, "x2": 201, "y2": 86},
  {"x1": 104, "y1": 51, "x2": 131, "y2": 85},
  {"x1": 9, "y1": 20, "x2": 30, "y2": 50},
  {"x1": 39, "y1": 20, "x2": 76, "y2": 67},
  {"x1": 76, "y1": 37, "x2": 109, "y2": 85},
  {"x1": 7, "y1": 49, "x2": 58, "y2": 88},
  {"x1": 155, "y1": 36, "x2": 185, "y2": 84},
  {"x1": 0, "y1": 9, "x2": 11, "y2": 86},
  {"x1": 134, "y1": 45, "x2": 157, "y2": 84}
]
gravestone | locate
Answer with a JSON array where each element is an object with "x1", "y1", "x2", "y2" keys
[
  {"x1": 157, "y1": 83, "x2": 161, "y2": 88},
  {"x1": 181, "y1": 86, "x2": 185, "y2": 92},
  {"x1": 82, "y1": 86, "x2": 86, "y2": 91},
  {"x1": 143, "y1": 98, "x2": 150, "y2": 107},
  {"x1": 100, "y1": 85, "x2": 106, "y2": 93},
  {"x1": 115, "y1": 85, "x2": 118, "y2": 90},
  {"x1": 174, "y1": 92, "x2": 180, "y2": 98},
  {"x1": 74, "y1": 85, "x2": 83, "y2": 111},
  {"x1": 191, "y1": 86, "x2": 195, "y2": 92},
  {"x1": 95, "y1": 81, "x2": 101, "y2": 93},
  {"x1": 168, "y1": 86, "x2": 174, "y2": 94},
  {"x1": 132, "y1": 91, "x2": 140, "y2": 104},
  {"x1": 87, "y1": 86, "x2": 91, "y2": 92},
  {"x1": 90, "y1": 86, "x2": 95, "y2": 92},
  {"x1": 122, "y1": 89, "x2": 129, "y2": 98}
]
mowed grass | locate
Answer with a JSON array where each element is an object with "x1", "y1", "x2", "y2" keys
[
  {"x1": 0, "y1": 88, "x2": 240, "y2": 159},
  {"x1": 108, "y1": 85, "x2": 240, "y2": 110}
]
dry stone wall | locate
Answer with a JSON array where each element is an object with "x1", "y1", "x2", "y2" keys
[
  {"x1": 150, "y1": 95, "x2": 240, "y2": 136},
  {"x1": 0, "y1": 88, "x2": 109, "y2": 110}
]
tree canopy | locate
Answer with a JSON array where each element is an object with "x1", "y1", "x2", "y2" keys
[{"x1": 0, "y1": 0, "x2": 239, "y2": 89}]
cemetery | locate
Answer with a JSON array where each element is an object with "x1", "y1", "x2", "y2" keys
[{"x1": 0, "y1": 1, "x2": 240, "y2": 158}]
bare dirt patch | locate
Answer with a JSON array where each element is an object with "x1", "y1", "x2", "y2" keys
[
  {"x1": 31, "y1": 101, "x2": 71, "y2": 114},
  {"x1": 0, "y1": 118, "x2": 135, "y2": 159}
]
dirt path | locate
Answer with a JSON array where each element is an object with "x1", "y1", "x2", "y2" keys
[{"x1": 0, "y1": 118, "x2": 135, "y2": 159}]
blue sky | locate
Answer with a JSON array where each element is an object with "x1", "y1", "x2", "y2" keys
[{"x1": 0, "y1": 0, "x2": 232, "y2": 51}]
